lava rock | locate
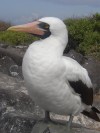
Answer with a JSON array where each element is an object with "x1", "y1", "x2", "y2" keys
[
  {"x1": 83, "y1": 56, "x2": 100, "y2": 93},
  {"x1": 0, "y1": 72, "x2": 26, "y2": 92},
  {"x1": 0, "y1": 43, "x2": 8, "y2": 48},
  {"x1": 66, "y1": 50, "x2": 85, "y2": 64},
  {"x1": 0, "y1": 85, "x2": 36, "y2": 133},
  {"x1": 0, "y1": 47, "x2": 23, "y2": 66},
  {"x1": 0, "y1": 88, "x2": 35, "y2": 113},
  {"x1": 0, "y1": 72, "x2": 44, "y2": 133},
  {"x1": 0, "y1": 56, "x2": 23, "y2": 79},
  {"x1": 0, "y1": 56, "x2": 16, "y2": 75},
  {"x1": 0, "y1": 112, "x2": 36, "y2": 133},
  {"x1": 31, "y1": 121, "x2": 100, "y2": 133},
  {"x1": 0, "y1": 88, "x2": 37, "y2": 133}
]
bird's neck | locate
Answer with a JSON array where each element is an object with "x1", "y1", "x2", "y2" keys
[{"x1": 37, "y1": 31, "x2": 68, "y2": 57}]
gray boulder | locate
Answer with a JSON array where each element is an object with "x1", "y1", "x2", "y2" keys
[
  {"x1": 65, "y1": 49, "x2": 85, "y2": 64},
  {"x1": 0, "y1": 72, "x2": 36, "y2": 133},
  {"x1": 83, "y1": 56, "x2": 100, "y2": 93},
  {"x1": 0, "y1": 72, "x2": 100, "y2": 133}
]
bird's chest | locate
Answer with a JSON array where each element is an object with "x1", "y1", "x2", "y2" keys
[{"x1": 22, "y1": 49, "x2": 64, "y2": 89}]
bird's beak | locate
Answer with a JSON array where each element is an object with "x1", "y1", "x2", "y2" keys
[{"x1": 7, "y1": 21, "x2": 45, "y2": 36}]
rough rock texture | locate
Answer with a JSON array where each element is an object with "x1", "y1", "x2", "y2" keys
[
  {"x1": 0, "y1": 72, "x2": 100, "y2": 133},
  {"x1": 0, "y1": 46, "x2": 100, "y2": 133},
  {"x1": 31, "y1": 122, "x2": 100, "y2": 133},
  {"x1": 0, "y1": 56, "x2": 23, "y2": 78},
  {"x1": 65, "y1": 50, "x2": 85, "y2": 64},
  {"x1": 0, "y1": 73, "x2": 40, "y2": 133},
  {"x1": 0, "y1": 112, "x2": 36, "y2": 133},
  {"x1": 83, "y1": 56, "x2": 100, "y2": 93}
]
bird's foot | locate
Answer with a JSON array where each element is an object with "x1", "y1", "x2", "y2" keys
[
  {"x1": 65, "y1": 123, "x2": 72, "y2": 133},
  {"x1": 43, "y1": 111, "x2": 52, "y2": 123},
  {"x1": 65, "y1": 115, "x2": 74, "y2": 133},
  {"x1": 43, "y1": 111, "x2": 58, "y2": 124},
  {"x1": 43, "y1": 117, "x2": 52, "y2": 123}
]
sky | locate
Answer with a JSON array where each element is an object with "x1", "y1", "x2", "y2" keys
[{"x1": 0, "y1": 0, "x2": 100, "y2": 24}]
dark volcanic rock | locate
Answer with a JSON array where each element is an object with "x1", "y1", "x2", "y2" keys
[
  {"x1": 0, "y1": 43, "x2": 8, "y2": 48},
  {"x1": 0, "y1": 72, "x2": 25, "y2": 92},
  {"x1": 31, "y1": 121, "x2": 100, "y2": 133},
  {"x1": 0, "y1": 56, "x2": 23, "y2": 79},
  {"x1": 83, "y1": 56, "x2": 100, "y2": 93},
  {"x1": 0, "y1": 72, "x2": 36, "y2": 133},
  {"x1": 0, "y1": 72, "x2": 35, "y2": 133},
  {"x1": 0, "y1": 88, "x2": 35, "y2": 112},
  {"x1": 0, "y1": 87, "x2": 36, "y2": 133},
  {"x1": 0, "y1": 56, "x2": 15, "y2": 75},
  {"x1": 66, "y1": 50, "x2": 85, "y2": 64},
  {"x1": 0, "y1": 112, "x2": 36, "y2": 133}
]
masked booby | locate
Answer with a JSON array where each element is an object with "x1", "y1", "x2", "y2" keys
[{"x1": 8, "y1": 17, "x2": 100, "y2": 130}]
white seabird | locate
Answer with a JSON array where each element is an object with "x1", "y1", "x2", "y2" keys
[{"x1": 8, "y1": 17, "x2": 100, "y2": 129}]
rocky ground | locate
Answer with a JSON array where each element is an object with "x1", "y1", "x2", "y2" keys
[{"x1": 0, "y1": 44, "x2": 100, "y2": 133}]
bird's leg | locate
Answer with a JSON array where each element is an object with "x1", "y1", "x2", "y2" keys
[
  {"x1": 67, "y1": 115, "x2": 74, "y2": 131},
  {"x1": 44, "y1": 111, "x2": 51, "y2": 122}
]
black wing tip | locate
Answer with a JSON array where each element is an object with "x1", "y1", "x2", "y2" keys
[
  {"x1": 92, "y1": 106, "x2": 100, "y2": 114},
  {"x1": 82, "y1": 107, "x2": 100, "y2": 122},
  {"x1": 69, "y1": 80, "x2": 93, "y2": 105}
]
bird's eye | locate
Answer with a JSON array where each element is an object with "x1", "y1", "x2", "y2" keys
[
  {"x1": 38, "y1": 22, "x2": 49, "y2": 30},
  {"x1": 45, "y1": 24, "x2": 49, "y2": 29}
]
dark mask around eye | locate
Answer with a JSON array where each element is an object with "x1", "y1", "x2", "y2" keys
[
  {"x1": 38, "y1": 22, "x2": 50, "y2": 30},
  {"x1": 31, "y1": 22, "x2": 51, "y2": 39},
  {"x1": 41, "y1": 30, "x2": 51, "y2": 39}
]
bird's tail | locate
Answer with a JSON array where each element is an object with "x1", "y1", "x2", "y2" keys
[{"x1": 82, "y1": 106, "x2": 100, "y2": 122}]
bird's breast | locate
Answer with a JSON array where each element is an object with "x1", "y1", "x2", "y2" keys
[{"x1": 22, "y1": 46, "x2": 65, "y2": 89}]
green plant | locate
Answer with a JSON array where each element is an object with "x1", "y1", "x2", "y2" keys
[
  {"x1": 65, "y1": 17, "x2": 94, "y2": 47},
  {"x1": 0, "y1": 31, "x2": 38, "y2": 45},
  {"x1": 64, "y1": 13, "x2": 100, "y2": 59},
  {"x1": 77, "y1": 32, "x2": 100, "y2": 57}
]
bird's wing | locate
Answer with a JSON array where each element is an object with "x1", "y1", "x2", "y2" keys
[{"x1": 63, "y1": 56, "x2": 93, "y2": 105}]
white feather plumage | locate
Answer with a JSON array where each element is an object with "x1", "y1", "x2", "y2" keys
[{"x1": 22, "y1": 17, "x2": 92, "y2": 116}]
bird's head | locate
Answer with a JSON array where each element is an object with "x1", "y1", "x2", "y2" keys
[{"x1": 7, "y1": 17, "x2": 68, "y2": 40}]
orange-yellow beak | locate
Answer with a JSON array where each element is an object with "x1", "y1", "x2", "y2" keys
[{"x1": 7, "y1": 21, "x2": 45, "y2": 36}]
